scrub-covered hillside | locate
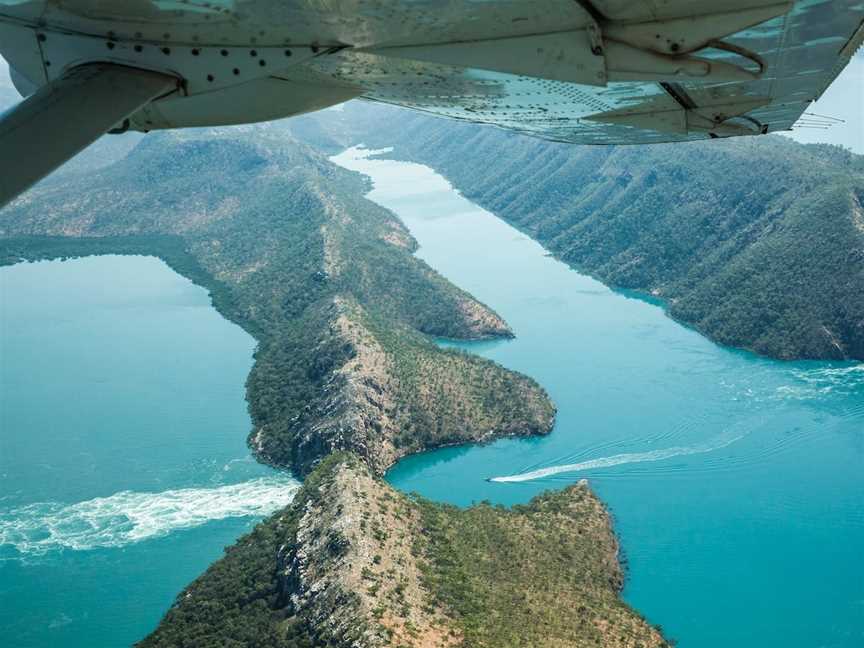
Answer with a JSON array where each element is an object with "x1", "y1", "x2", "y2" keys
[
  {"x1": 138, "y1": 453, "x2": 670, "y2": 648},
  {"x1": 292, "y1": 103, "x2": 864, "y2": 361}
]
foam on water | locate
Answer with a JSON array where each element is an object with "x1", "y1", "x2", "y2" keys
[
  {"x1": 793, "y1": 363, "x2": 864, "y2": 382},
  {"x1": 0, "y1": 475, "x2": 299, "y2": 556},
  {"x1": 490, "y1": 428, "x2": 746, "y2": 483},
  {"x1": 769, "y1": 364, "x2": 864, "y2": 405}
]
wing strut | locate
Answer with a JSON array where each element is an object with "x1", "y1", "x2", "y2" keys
[{"x1": 0, "y1": 64, "x2": 177, "y2": 209}]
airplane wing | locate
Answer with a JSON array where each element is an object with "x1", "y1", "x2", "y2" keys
[
  {"x1": 334, "y1": 0, "x2": 864, "y2": 145},
  {"x1": 0, "y1": 1, "x2": 861, "y2": 206}
]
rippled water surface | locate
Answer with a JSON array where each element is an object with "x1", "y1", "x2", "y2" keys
[
  {"x1": 0, "y1": 255, "x2": 299, "y2": 647},
  {"x1": 332, "y1": 148, "x2": 864, "y2": 648}
]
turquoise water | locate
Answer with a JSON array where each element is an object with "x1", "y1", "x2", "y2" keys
[
  {"x1": 332, "y1": 148, "x2": 864, "y2": 648},
  {"x1": 0, "y1": 255, "x2": 299, "y2": 647}
]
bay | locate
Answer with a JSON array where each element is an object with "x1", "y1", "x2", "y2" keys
[{"x1": 0, "y1": 255, "x2": 298, "y2": 647}]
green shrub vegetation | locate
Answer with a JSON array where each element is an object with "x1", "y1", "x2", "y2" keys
[
  {"x1": 412, "y1": 487, "x2": 671, "y2": 647},
  {"x1": 137, "y1": 456, "x2": 669, "y2": 648}
]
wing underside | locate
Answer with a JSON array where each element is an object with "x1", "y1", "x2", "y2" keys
[
  {"x1": 0, "y1": 0, "x2": 861, "y2": 172},
  {"x1": 298, "y1": 0, "x2": 864, "y2": 144}
]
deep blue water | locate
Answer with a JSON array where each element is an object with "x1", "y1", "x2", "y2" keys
[
  {"x1": 332, "y1": 148, "x2": 864, "y2": 648},
  {"x1": 0, "y1": 255, "x2": 299, "y2": 647}
]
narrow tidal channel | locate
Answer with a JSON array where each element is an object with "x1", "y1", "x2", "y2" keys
[{"x1": 332, "y1": 146, "x2": 864, "y2": 648}]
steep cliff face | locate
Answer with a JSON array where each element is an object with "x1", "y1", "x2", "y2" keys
[
  {"x1": 291, "y1": 103, "x2": 864, "y2": 361},
  {"x1": 138, "y1": 455, "x2": 669, "y2": 648},
  {"x1": 280, "y1": 456, "x2": 462, "y2": 647},
  {"x1": 252, "y1": 295, "x2": 554, "y2": 476}
]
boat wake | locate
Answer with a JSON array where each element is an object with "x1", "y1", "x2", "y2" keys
[
  {"x1": 0, "y1": 474, "x2": 299, "y2": 556},
  {"x1": 489, "y1": 429, "x2": 746, "y2": 483}
]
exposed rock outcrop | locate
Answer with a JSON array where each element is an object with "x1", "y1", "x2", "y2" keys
[
  {"x1": 254, "y1": 296, "x2": 554, "y2": 477},
  {"x1": 139, "y1": 455, "x2": 669, "y2": 648}
]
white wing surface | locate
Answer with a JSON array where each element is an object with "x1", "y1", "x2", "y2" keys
[{"x1": 0, "y1": 1, "x2": 861, "y2": 204}]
